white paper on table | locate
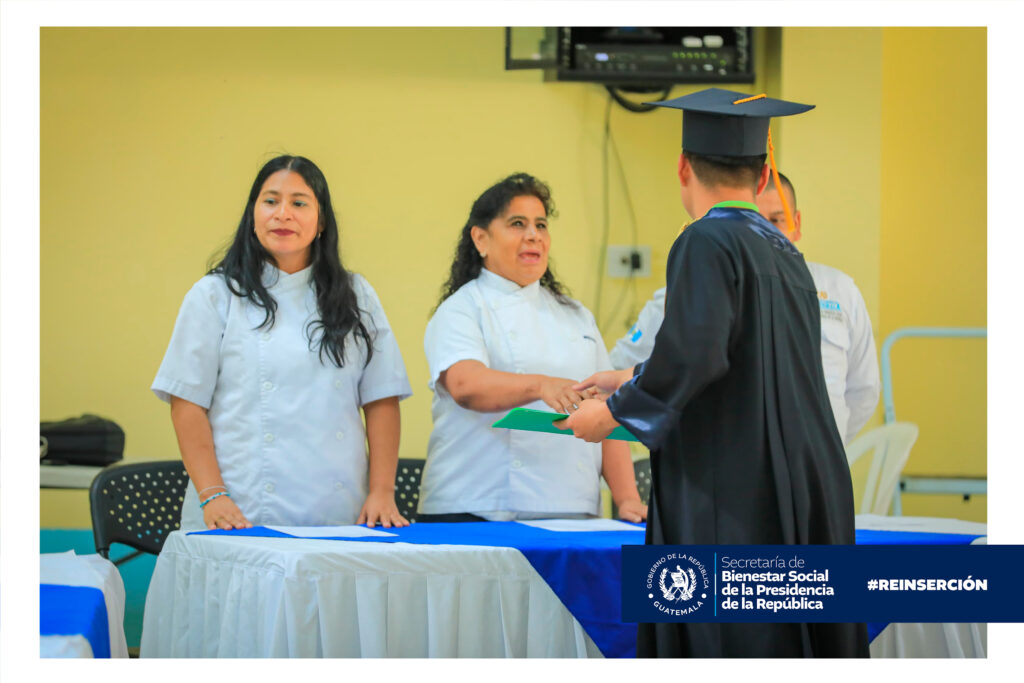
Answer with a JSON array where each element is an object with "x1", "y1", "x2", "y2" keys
[
  {"x1": 264, "y1": 525, "x2": 398, "y2": 538},
  {"x1": 516, "y1": 518, "x2": 644, "y2": 532}
]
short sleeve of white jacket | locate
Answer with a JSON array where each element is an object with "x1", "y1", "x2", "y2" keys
[
  {"x1": 352, "y1": 276, "x2": 413, "y2": 405},
  {"x1": 423, "y1": 291, "x2": 491, "y2": 391},
  {"x1": 151, "y1": 276, "x2": 227, "y2": 408}
]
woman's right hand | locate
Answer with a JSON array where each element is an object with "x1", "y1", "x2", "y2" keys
[
  {"x1": 202, "y1": 494, "x2": 253, "y2": 530},
  {"x1": 538, "y1": 376, "x2": 594, "y2": 414}
]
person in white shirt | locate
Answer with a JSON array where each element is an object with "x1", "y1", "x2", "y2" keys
[
  {"x1": 608, "y1": 287, "x2": 667, "y2": 372},
  {"x1": 153, "y1": 155, "x2": 412, "y2": 531},
  {"x1": 757, "y1": 173, "x2": 880, "y2": 444},
  {"x1": 608, "y1": 172, "x2": 880, "y2": 445},
  {"x1": 418, "y1": 173, "x2": 647, "y2": 522}
]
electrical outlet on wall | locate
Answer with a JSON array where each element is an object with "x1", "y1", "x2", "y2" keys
[{"x1": 606, "y1": 245, "x2": 651, "y2": 278}]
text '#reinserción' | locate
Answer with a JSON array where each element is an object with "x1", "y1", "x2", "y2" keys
[{"x1": 871, "y1": 577, "x2": 988, "y2": 591}]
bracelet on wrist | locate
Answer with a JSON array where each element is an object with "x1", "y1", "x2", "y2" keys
[
  {"x1": 198, "y1": 485, "x2": 227, "y2": 497},
  {"x1": 199, "y1": 491, "x2": 230, "y2": 509}
]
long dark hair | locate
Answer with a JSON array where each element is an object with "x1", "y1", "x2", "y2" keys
[
  {"x1": 210, "y1": 155, "x2": 373, "y2": 367},
  {"x1": 438, "y1": 172, "x2": 573, "y2": 308}
]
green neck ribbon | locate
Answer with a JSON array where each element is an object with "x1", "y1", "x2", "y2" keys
[{"x1": 710, "y1": 200, "x2": 760, "y2": 213}]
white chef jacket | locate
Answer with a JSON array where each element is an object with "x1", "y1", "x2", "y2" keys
[
  {"x1": 806, "y1": 261, "x2": 880, "y2": 445},
  {"x1": 152, "y1": 264, "x2": 412, "y2": 529},
  {"x1": 609, "y1": 262, "x2": 880, "y2": 445},
  {"x1": 419, "y1": 268, "x2": 610, "y2": 517}
]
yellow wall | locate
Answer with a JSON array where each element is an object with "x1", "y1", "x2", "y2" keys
[
  {"x1": 878, "y1": 28, "x2": 987, "y2": 520},
  {"x1": 41, "y1": 27, "x2": 986, "y2": 527}
]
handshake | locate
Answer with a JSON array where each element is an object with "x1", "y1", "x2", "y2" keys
[{"x1": 546, "y1": 367, "x2": 634, "y2": 443}]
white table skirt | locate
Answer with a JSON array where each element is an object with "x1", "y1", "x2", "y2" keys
[
  {"x1": 141, "y1": 517, "x2": 987, "y2": 658},
  {"x1": 41, "y1": 635, "x2": 95, "y2": 658},
  {"x1": 141, "y1": 532, "x2": 601, "y2": 657},
  {"x1": 40, "y1": 551, "x2": 129, "y2": 658},
  {"x1": 870, "y1": 623, "x2": 985, "y2": 658}
]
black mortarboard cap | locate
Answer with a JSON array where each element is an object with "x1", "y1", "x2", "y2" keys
[{"x1": 646, "y1": 87, "x2": 814, "y2": 157}]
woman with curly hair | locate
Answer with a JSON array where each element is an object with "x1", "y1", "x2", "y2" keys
[
  {"x1": 417, "y1": 172, "x2": 646, "y2": 523},
  {"x1": 152, "y1": 155, "x2": 412, "y2": 531}
]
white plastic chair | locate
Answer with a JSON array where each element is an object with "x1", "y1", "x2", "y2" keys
[{"x1": 845, "y1": 422, "x2": 920, "y2": 515}]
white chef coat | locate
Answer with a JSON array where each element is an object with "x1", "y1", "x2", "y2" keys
[
  {"x1": 419, "y1": 268, "x2": 610, "y2": 517},
  {"x1": 609, "y1": 262, "x2": 880, "y2": 445},
  {"x1": 152, "y1": 264, "x2": 412, "y2": 529}
]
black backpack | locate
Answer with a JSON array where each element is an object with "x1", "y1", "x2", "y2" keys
[{"x1": 40, "y1": 414, "x2": 125, "y2": 467}]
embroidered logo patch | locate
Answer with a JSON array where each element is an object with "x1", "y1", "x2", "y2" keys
[{"x1": 819, "y1": 296, "x2": 844, "y2": 322}]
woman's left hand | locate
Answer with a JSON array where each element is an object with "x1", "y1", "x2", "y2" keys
[{"x1": 357, "y1": 490, "x2": 410, "y2": 528}]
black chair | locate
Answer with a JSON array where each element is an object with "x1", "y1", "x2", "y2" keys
[
  {"x1": 612, "y1": 458, "x2": 652, "y2": 519},
  {"x1": 89, "y1": 460, "x2": 189, "y2": 565},
  {"x1": 394, "y1": 458, "x2": 424, "y2": 523},
  {"x1": 634, "y1": 457, "x2": 652, "y2": 504}
]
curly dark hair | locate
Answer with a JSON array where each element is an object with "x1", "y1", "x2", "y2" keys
[
  {"x1": 209, "y1": 155, "x2": 373, "y2": 368},
  {"x1": 437, "y1": 172, "x2": 574, "y2": 308}
]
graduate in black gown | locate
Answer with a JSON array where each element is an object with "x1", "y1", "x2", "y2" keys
[{"x1": 559, "y1": 88, "x2": 869, "y2": 658}]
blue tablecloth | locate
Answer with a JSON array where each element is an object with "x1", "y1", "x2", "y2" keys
[
  {"x1": 193, "y1": 522, "x2": 984, "y2": 658},
  {"x1": 40, "y1": 584, "x2": 111, "y2": 658},
  {"x1": 854, "y1": 528, "x2": 984, "y2": 546}
]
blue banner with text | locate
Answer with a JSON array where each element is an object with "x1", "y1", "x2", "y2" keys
[{"x1": 622, "y1": 545, "x2": 1024, "y2": 623}]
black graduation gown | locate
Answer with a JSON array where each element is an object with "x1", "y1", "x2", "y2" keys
[{"x1": 606, "y1": 206, "x2": 869, "y2": 658}]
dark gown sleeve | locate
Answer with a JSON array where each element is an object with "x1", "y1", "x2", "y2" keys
[{"x1": 606, "y1": 227, "x2": 737, "y2": 450}]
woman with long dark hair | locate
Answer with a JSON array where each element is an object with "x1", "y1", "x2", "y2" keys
[
  {"x1": 417, "y1": 172, "x2": 646, "y2": 522},
  {"x1": 152, "y1": 155, "x2": 412, "y2": 530}
]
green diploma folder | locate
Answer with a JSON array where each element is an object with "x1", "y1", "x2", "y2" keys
[{"x1": 491, "y1": 407, "x2": 639, "y2": 442}]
